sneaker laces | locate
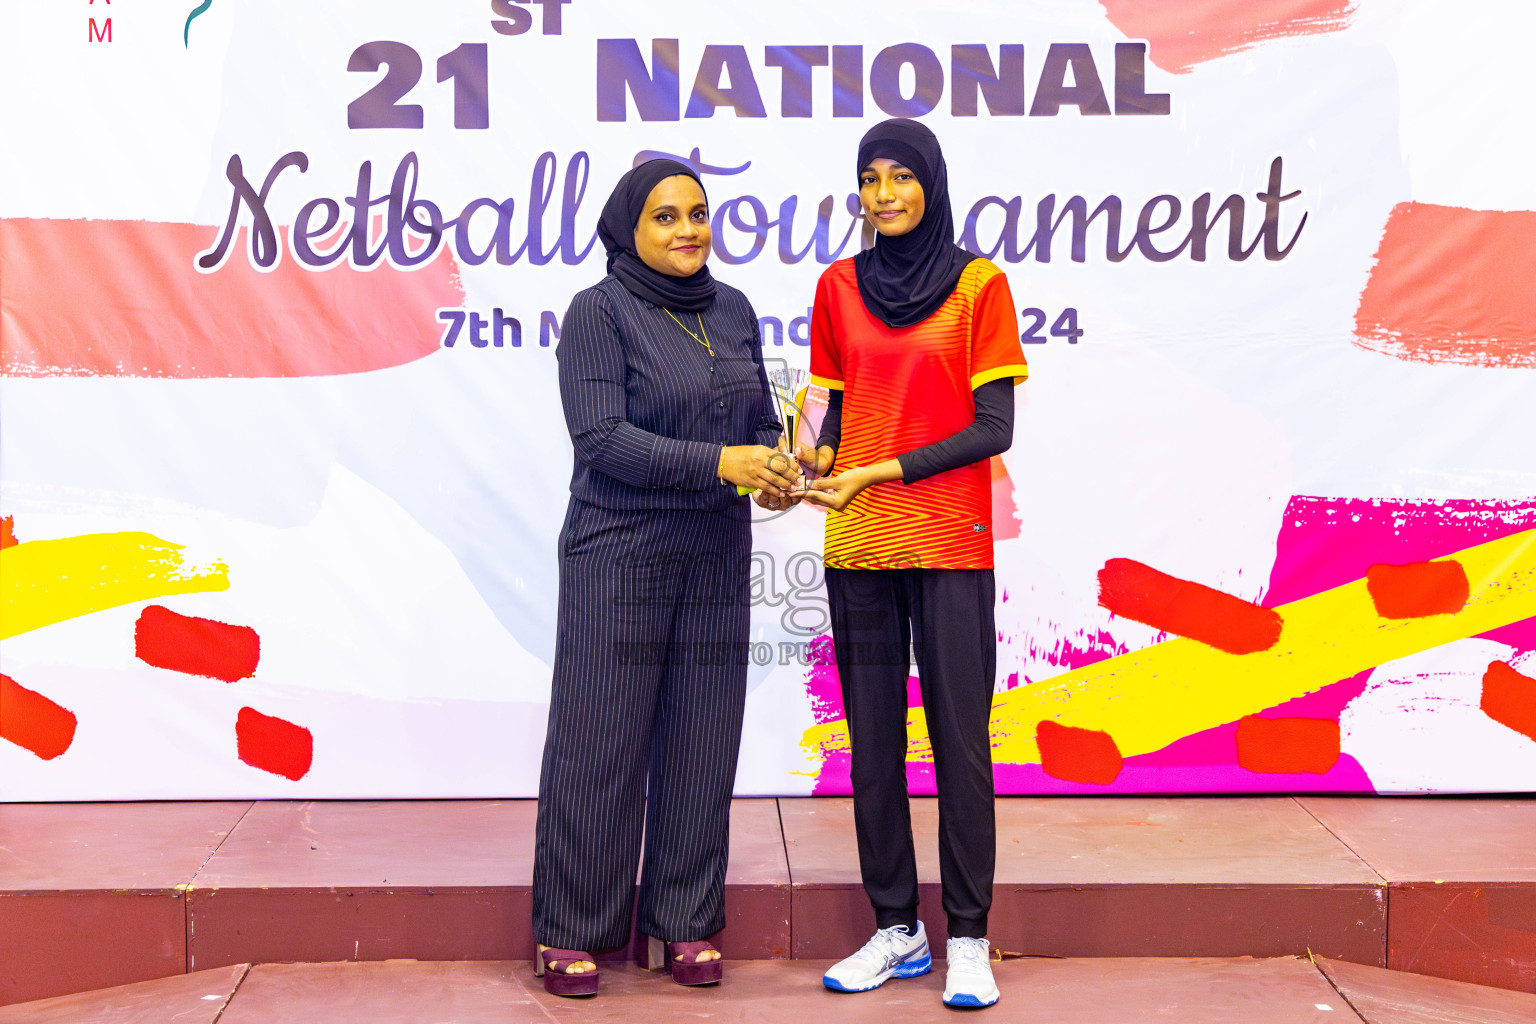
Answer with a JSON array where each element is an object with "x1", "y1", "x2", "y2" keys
[
  {"x1": 850, "y1": 924, "x2": 913, "y2": 965},
  {"x1": 947, "y1": 937, "x2": 990, "y2": 972}
]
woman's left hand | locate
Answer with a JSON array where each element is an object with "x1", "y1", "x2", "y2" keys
[
  {"x1": 753, "y1": 487, "x2": 801, "y2": 511},
  {"x1": 720, "y1": 444, "x2": 799, "y2": 495},
  {"x1": 800, "y1": 458, "x2": 903, "y2": 512},
  {"x1": 798, "y1": 469, "x2": 866, "y2": 512},
  {"x1": 751, "y1": 438, "x2": 804, "y2": 511}
]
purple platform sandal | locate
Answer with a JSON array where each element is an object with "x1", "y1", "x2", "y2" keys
[
  {"x1": 647, "y1": 936, "x2": 724, "y2": 986},
  {"x1": 534, "y1": 945, "x2": 600, "y2": 997}
]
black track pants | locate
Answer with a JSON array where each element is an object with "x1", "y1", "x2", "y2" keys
[{"x1": 825, "y1": 567, "x2": 997, "y2": 939}]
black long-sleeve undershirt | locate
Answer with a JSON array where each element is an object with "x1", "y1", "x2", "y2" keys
[{"x1": 814, "y1": 377, "x2": 1015, "y2": 484}]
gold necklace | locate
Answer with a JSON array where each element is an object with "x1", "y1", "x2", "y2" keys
[{"x1": 664, "y1": 308, "x2": 714, "y2": 357}]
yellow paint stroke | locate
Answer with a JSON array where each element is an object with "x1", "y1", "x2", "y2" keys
[
  {"x1": 802, "y1": 528, "x2": 1536, "y2": 766},
  {"x1": 1, "y1": 532, "x2": 229, "y2": 639}
]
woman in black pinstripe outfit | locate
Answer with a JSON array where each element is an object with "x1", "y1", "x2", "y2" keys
[{"x1": 531, "y1": 158, "x2": 796, "y2": 997}]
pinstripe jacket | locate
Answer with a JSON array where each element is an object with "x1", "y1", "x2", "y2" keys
[{"x1": 557, "y1": 275, "x2": 782, "y2": 512}]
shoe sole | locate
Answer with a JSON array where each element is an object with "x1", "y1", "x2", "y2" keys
[
  {"x1": 943, "y1": 989, "x2": 1000, "y2": 1008},
  {"x1": 822, "y1": 952, "x2": 933, "y2": 992}
]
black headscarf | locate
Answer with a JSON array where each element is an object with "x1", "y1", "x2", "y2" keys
[
  {"x1": 597, "y1": 158, "x2": 717, "y2": 312},
  {"x1": 853, "y1": 119, "x2": 976, "y2": 328}
]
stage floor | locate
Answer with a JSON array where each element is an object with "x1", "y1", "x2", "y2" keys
[
  {"x1": 0, "y1": 796, "x2": 1532, "y2": 1007},
  {"x1": 3, "y1": 956, "x2": 1535, "y2": 1024}
]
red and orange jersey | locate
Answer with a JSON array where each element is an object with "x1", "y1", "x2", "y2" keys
[{"x1": 810, "y1": 257, "x2": 1028, "y2": 570}]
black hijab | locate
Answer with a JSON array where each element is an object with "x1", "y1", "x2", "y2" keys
[
  {"x1": 853, "y1": 119, "x2": 976, "y2": 328},
  {"x1": 597, "y1": 158, "x2": 717, "y2": 312}
]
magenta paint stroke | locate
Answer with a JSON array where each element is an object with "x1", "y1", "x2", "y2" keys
[
  {"x1": 1004, "y1": 625, "x2": 1133, "y2": 679},
  {"x1": 801, "y1": 636, "x2": 852, "y2": 794},
  {"x1": 1268, "y1": 494, "x2": 1536, "y2": 657},
  {"x1": 802, "y1": 496, "x2": 1536, "y2": 794},
  {"x1": 992, "y1": 746, "x2": 1374, "y2": 795},
  {"x1": 803, "y1": 629, "x2": 1374, "y2": 794},
  {"x1": 801, "y1": 635, "x2": 929, "y2": 795},
  {"x1": 802, "y1": 629, "x2": 1372, "y2": 795},
  {"x1": 1265, "y1": 495, "x2": 1536, "y2": 606}
]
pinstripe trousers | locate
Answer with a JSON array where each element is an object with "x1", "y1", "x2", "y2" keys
[{"x1": 532, "y1": 498, "x2": 751, "y2": 950}]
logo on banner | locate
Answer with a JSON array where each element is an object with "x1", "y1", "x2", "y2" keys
[{"x1": 183, "y1": 0, "x2": 212, "y2": 47}]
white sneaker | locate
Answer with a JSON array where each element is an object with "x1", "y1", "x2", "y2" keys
[
  {"x1": 822, "y1": 921, "x2": 932, "y2": 992},
  {"x1": 943, "y1": 936, "x2": 1000, "y2": 1008}
]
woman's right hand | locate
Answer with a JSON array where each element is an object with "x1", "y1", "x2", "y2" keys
[
  {"x1": 720, "y1": 445, "x2": 798, "y2": 496},
  {"x1": 795, "y1": 445, "x2": 835, "y2": 477}
]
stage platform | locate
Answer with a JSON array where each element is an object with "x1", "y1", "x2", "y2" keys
[
  {"x1": 0, "y1": 796, "x2": 1532, "y2": 1008},
  {"x1": 4, "y1": 956, "x2": 1535, "y2": 1024}
]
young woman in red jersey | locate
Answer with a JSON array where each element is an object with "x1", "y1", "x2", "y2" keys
[{"x1": 799, "y1": 118, "x2": 1028, "y2": 1010}]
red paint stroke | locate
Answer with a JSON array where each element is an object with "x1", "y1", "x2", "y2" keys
[
  {"x1": 134, "y1": 604, "x2": 260, "y2": 682},
  {"x1": 0, "y1": 515, "x2": 15, "y2": 548},
  {"x1": 1235, "y1": 715, "x2": 1340, "y2": 774},
  {"x1": 0, "y1": 218, "x2": 461, "y2": 378},
  {"x1": 989, "y1": 456, "x2": 1020, "y2": 541},
  {"x1": 1098, "y1": 557, "x2": 1282, "y2": 654},
  {"x1": 1354, "y1": 203, "x2": 1536, "y2": 369},
  {"x1": 1036, "y1": 720, "x2": 1124, "y2": 784},
  {"x1": 236, "y1": 707, "x2": 313, "y2": 781},
  {"x1": 1481, "y1": 661, "x2": 1536, "y2": 743},
  {"x1": 1365, "y1": 560, "x2": 1470, "y2": 619},
  {"x1": 0, "y1": 673, "x2": 77, "y2": 760},
  {"x1": 1101, "y1": 0, "x2": 1353, "y2": 75}
]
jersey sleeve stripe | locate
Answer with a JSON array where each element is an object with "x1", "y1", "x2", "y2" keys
[{"x1": 970, "y1": 363, "x2": 1030, "y2": 389}]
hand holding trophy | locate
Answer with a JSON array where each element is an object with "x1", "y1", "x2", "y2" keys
[{"x1": 766, "y1": 367, "x2": 814, "y2": 497}]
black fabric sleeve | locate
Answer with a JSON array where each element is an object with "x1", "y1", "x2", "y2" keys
[
  {"x1": 896, "y1": 377, "x2": 1015, "y2": 484},
  {"x1": 814, "y1": 389, "x2": 844, "y2": 458}
]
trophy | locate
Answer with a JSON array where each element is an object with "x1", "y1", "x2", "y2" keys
[{"x1": 766, "y1": 367, "x2": 813, "y2": 493}]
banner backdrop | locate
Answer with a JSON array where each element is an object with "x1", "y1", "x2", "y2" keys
[{"x1": 3, "y1": 0, "x2": 1535, "y2": 799}]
